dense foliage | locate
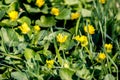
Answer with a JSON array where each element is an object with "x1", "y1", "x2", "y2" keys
[{"x1": 0, "y1": 0, "x2": 120, "y2": 80}]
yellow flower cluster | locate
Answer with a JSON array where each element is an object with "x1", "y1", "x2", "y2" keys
[
  {"x1": 74, "y1": 35, "x2": 88, "y2": 47},
  {"x1": 71, "y1": 12, "x2": 80, "y2": 20},
  {"x1": 57, "y1": 33, "x2": 68, "y2": 43},
  {"x1": 99, "y1": 0, "x2": 106, "y2": 4},
  {"x1": 34, "y1": 25, "x2": 40, "y2": 31},
  {"x1": 8, "y1": 11, "x2": 18, "y2": 21},
  {"x1": 51, "y1": 7, "x2": 60, "y2": 16},
  {"x1": 19, "y1": 23, "x2": 30, "y2": 34},
  {"x1": 36, "y1": 0, "x2": 45, "y2": 7},
  {"x1": 104, "y1": 43, "x2": 113, "y2": 53},
  {"x1": 46, "y1": 60, "x2": 54, "y2": 68},
  {"x1": 84, "y1": 24, "x2": 95, "y2": 34}
]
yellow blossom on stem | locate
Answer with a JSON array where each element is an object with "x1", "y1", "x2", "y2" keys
[
  {"x1": 34, "y1": 25, "x2": 40, "y2": 31},
  {"x1": 36, "y1": 0, "x2": 45, "y2": 7},
  {"x1": 57, "y1": 33, "x2": 68, "y2": 43},
  {"x1": 8, "y1": 11, "x2": 18, "y2": 21},
  {"x1": 73, "y1": 35, "x2": 81, "y2": 42},
  {"x1": 46, "y1": 60, "x2": 54, "y2": 68},
  {"x1": 63, "y1": 63, "x2": 69, "y2": 68},
  {"x1": 99, "y1": 0, "x2": 106, "y2": 4},
  {"x1": 104, "y1": 43, "x2": 113, "y2": 53},
  {"x1": 84, "y1": 24, "x2": 95, "y2": 34},
  {"x1": 98, "y1": 52, "x2": 106, "y2": 60},
  {"x1": 74, "y1": 35, "x2": 88, "y2": 47},
  {"x1": 19, "y1": 22, "x2": 30, "y2": 34},
  {"x1": 51, "y1": 7, "x2": 60, "y2": 16},
  {"x1": 71, "y1": 12, "x2": 80, "y2": 20}
]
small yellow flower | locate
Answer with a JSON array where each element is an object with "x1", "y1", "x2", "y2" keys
[
  {"x1": 84, "y1": 24, "x2": 95, "y2": 34},
  {"x1": 34, "y1": 25, "x2": 40, "y2": 31},
  {"x1": 57, "y1": 33, "x2": 68, "y2": 43},
  {"x1": 46, "y1": 60, "x2": 54, "y2": 68},
  {"x1": 63, "y1": 63, "x2": 69, "y2": 68},
  {"x1": 36, "y1": 0, "x2": 45, "y2": 7},
  {"x1": 73, "y1": 35, "x2": 81, "y2": 42},
  {"x1": 19, "y1": 23, "x2": 30, "y2": 34},
  {"x1": 71, "y1": 12, "x2": 80, "y2": 20},
  {"x1": 104, "y1": 43, "x2": 113, "y2": 53},
  {"x1": 79, "y1": 35, "x2": 88, "y2": 47},
  {"x1": 98, "y1": 52, "x2": 106, "y2": 60},
  {"x1": 8, "y1": 11, "x2": 18, "y2": 21},
  {"x1": 99, "y1": 0, "x2": 106, "y2": 4},
  {"x1": 74, "y1": 35, "x2": 88, "y2": 47},
  {"x1": 51, "y1": 7, "x2": 60, "y2": 16}
]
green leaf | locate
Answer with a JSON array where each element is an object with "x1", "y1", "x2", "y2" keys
[
  {"x1": 104, "y1": 74, "x2": 115, "y2": 80},
  {"x1": 32, "y1": 30, "x2": 48, "y2": 45},
  {"x1": 64, "y1": 0, "x2": 79, "y2": 5},
  {"x1": 59, "y1": 68, "x2": 74, "y2": 80},
  {"x1": 11, "y1": 71, "x2": 28, "y2": 80},
  {"x1": 81, "y1": 9, "x2": 91, "y2": 17},
  {"x1": 1, "y1": 19, "x2": 18, "y2": 27},
  {"x1": 56, "y1": 8, "x2": 71, "y2": 20},
  {"x1": 17, "y1": 16, "x2": 31, "y2": 25},
  {"x1": 76, "y1": 66, "x2": 91, "y2": 79},
  {"x1": 44, "y1": 32, "x2": 57, "y2": 42},
  {"x1": 36, "y1": 16, "x2": 56, "y2": 27},
  {"x1": 24, "y1": 48, "x2": 35, "y2": 60},
  {"x1": 7, "y1": 1, "x2": 19, "y2": 12},
  {"x1": 116, "y1": 11, "x2": 120, "y2": 20},
  {"x1": 7, "y1": 29, "x2": 19, "y2": 41},
  {"x1": 4, "y1": 0, "x2": 16, "y2": 4},
  {"x1": 1, "y1": 28, "x2": 10, "y2": 43},
  {"x1": 0, "y1": 9, "x2": 5, "y2": 20},
  {"x1": 40, "y1": 4, "x2": 49, "y2": 14},
  {"x1": 24, "y1": 4, "x2": 40, "y2": 13},
  {"x1": 27, "y1": 0, "x2": 32, "y2": 3}
]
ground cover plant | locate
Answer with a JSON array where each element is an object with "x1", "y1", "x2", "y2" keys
[{"x1": 0, "y1": 0, "x2": 120, "y2": 80}]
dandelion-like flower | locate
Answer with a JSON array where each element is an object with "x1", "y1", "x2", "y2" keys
[
  {"x1": 46, "y1": 60, "x2": 54, "y2": 68},
  {"x1": 36, "y1": 0, "x2": 45, "y2": 7},
  {"x1": 57, "y1": 33, "x2": 68, "y2": 43},
  {"x1": 51, "y1": 7, "x2": 59, "y2": 16},
  {"x1": 8, "y1": 11, "x2": 18, "y2": 21},
  {"x1": 98, "y1": 52, "x2": 106, "y2": 60},
  {"x1": 84, "y1": 24, "x2": 95, "y2": 34},
  {"x1": 34, "y1": 25, "x2": 40, "y2": 31},
  {"x1": 19, "y1": 23, "x2": 30, "y2": 34},
  {"x1": 71, "y1": 12, "x2": 80, "y2": 20},
  {"x1": 74, "y1": 35, "x2": 88, "y2": 47},
  {"x1": 99, "y1": 0, "x2": 106, "y2": 4},
  {"x1": 104, "y1": 43, "x2": 113, "y2": 53},
  {"x1": 73, "y1": 35, "x2": 81, "y2": 42}
]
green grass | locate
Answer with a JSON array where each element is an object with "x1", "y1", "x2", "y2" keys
[{"x1": 0, "y1": 0, "x2": 120, "y2": 80}]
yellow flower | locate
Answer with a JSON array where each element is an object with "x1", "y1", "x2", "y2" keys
[
  {"x1": 73, "y1": 35, "x2": 81, "y2": 42},
  {"x1": 46, "y1": 60, "x2": 54, "y2": 68},
  {"x1": 104, "y1": 43, "x2": 113, "y2": 53},
  {"x1": 8, "y1": 11, "x2": 18, "y2": 21},
  {"x1": 84, "y1": 24, "x2": 95, "y2": 34},
  {"x1": 51, "y1": 7, "x2": 59, "y2": 16},
  {"x1": 98, "y1": 52, "x2": 106, "y2": 60},
  {"x1": 57, "y1": 33, "x2": 68, "y2": 43},
  {"x1": 34, "y1": 25, "x2": 40, "y2": 31},
  {"x1": 74, "y1": 35, "x2": 88, "y2": 47},
  {"x1": 99, "y1": 0, "x2": 106, "y2": 4},
  {"x1": 71, "y1": 12, "x2": 80, "y2": 20},
  {"x1": 79, "y1": 35, "x2": 88, "y2": 47},
  {"x1": 63, "y1": 63, "x2": 69, "y2": 68},
  {"x1": 19, "y1": 23, "x2": 30, "y2": 34},
  {"x1": 36, "y1": 0, "x2": 45, "y2": 7}
]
